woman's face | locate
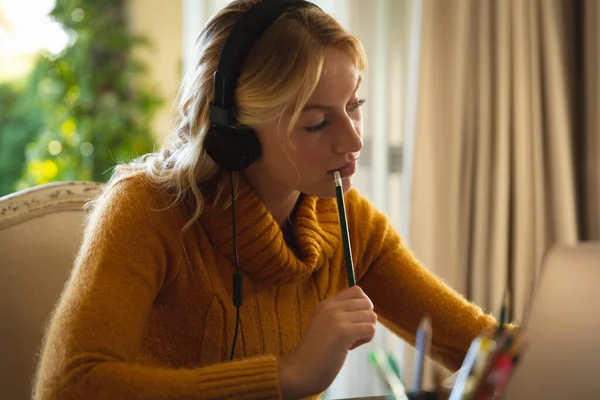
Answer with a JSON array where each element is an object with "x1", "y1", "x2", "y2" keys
[{"x1": 250, "y1": 47, "x2": 364, "y2": 198}]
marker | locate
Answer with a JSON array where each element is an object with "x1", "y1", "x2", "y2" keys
[
  {"x1": 387, "y1": 351, "x2": 403, "y2": 384},
  {"x1": 333, "y1": 171, "x2": 356, "y2": 287},
  {"x1": 471, "y1": 332, "x2": 522, "y2": 400},
  {"x1": 369, "y1": 349, "x2": 410, "y2": 400}
]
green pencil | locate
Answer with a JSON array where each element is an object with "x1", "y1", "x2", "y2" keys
[
  {"x1": 496, "y1": 288, "x2": 512, "y2": 338},
  {"x1": 333, "y1": 171, "x2": 356, "y2": 287}
]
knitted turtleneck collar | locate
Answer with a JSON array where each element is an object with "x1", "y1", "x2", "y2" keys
[{"x1": 200, "y1": 176, "x2": 341, "y2": 284}]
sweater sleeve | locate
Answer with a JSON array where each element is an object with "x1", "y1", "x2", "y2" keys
[
  {"x1": 33, "y1": 176, "x2": 282, "y2": 400},
  {"x1": 346, "y1": 190, "x2": 498, "y2": 372}
]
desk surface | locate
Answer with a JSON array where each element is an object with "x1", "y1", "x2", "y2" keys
[
  {"x1": 337, "y1": 397, "x2": 390, "y2": 400},
  {"x1": 338, "y1": 393, "x2": 438, "y2": 400}
]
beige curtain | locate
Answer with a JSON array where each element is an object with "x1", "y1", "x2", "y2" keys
[
  {"x1": 579, "y1": 0, "x2": 600, "y2": 240},
  {"x1": 409, "y1": 0, "x2": 599, "y2": 325}
]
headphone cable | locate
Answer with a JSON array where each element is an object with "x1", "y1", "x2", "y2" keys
[{"x1": 229, "y1": 171, "x2": 243, "y2": 361}]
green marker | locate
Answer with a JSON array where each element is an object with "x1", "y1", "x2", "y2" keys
[
  {"x1": 387, "y1": 351, "x2": 403, "y2": 384},
  {"x1": 368, "y1": 349, "x2": 409, "y2": 400}
]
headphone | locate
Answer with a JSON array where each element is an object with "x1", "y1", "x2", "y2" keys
[{"x1": 202, "y1": 0, "x2": 319, "y2": 360}]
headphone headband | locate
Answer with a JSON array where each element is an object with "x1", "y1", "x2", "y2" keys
[
  {"x1": 205, "y1": 0, "x2": 319, "y2": 172},
  {"x1": 210, "y1": 0, "x2": 315, "y2": 127}
]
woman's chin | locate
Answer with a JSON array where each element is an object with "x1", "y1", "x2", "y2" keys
[{"x1": 299, "y1": 177, "x2": 354, "y2": 199}]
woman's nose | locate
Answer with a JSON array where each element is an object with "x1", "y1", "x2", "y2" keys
[{"x1": 333, "y1": 116, "x2": 363, "y2": 154}]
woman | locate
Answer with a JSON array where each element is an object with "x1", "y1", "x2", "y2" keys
[{"x1": 33, "y1": 1, "x2": 499, "y2": 399}]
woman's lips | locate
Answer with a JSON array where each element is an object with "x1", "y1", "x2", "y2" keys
[{"x1": 330, "y1": 159, "x2": 358, "y2": 178}]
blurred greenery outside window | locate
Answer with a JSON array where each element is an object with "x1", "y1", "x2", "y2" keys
[{"x1": 0, "y1": 0, "x2": 162, "y2": 196}]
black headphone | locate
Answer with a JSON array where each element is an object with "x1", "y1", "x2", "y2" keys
[
  {"x1": 202, "y1": 0, "x2": 319, "y2": 361},
  {"x1": 204, "y1": 0, "x2": 317, "y2": 171}
]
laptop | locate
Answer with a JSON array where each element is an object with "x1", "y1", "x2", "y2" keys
[{"x1": 503, "y1": 242, "x2": 600, "y2": 399}]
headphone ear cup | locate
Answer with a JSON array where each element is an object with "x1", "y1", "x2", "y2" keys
[{"x1": 204, "y1": 125, "x2": 262, "y2": 171}]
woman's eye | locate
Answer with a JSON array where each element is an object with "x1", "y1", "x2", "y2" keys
[
  {"x1": 302, "y1": 98, "x2": 366, "y2": 133},
  {"x1": 304, "y1": 119, "x2": 330, "y2": 133}
]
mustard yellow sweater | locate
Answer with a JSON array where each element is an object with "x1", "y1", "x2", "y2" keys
[{"x1": 34, "y1": 174, "x2": 498, "y2": 399}]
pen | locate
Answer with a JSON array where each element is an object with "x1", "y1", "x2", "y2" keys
[
  {"x1": 333, "y1": 171, "x2": 356, "y2": 287},
  {"x1": 413, "y1": 315, "x2": 432, "y2": 396}
]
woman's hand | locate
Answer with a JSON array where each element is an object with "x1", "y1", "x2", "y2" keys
[{"x1": 278, "y1": 285, "x2": 377, "y2": 399}]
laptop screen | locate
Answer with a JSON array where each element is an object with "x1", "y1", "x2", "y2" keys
[{"x1": 503, "y1": 242, "x2": 600, "y2": 399}]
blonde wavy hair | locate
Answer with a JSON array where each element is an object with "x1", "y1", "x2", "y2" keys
[{"x1": 102, "y1": 0, "x2": 367, "y2": 234}]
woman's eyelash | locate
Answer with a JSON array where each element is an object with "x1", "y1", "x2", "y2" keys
[
  {"x1": 304, "y1": 98, "x2": 366, "y2": 133},
  {"x1": 348, "y1": 98, "x2": 367, "y2": 112},
  {"x1": 305, "y1": 120, "x2": 330, "y2": 133}
]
